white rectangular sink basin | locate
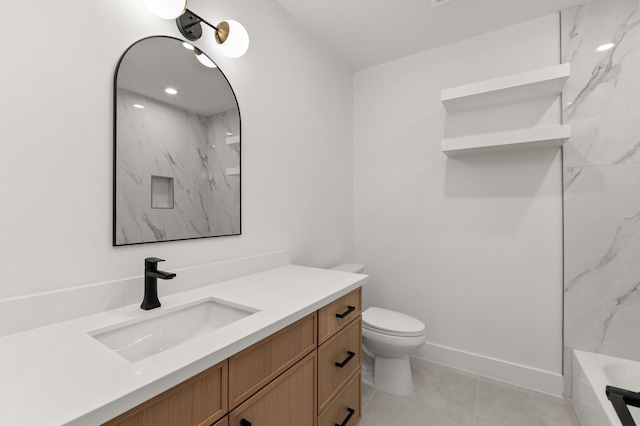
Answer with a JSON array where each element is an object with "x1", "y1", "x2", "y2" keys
[{"x1": 90, "y1": 298, "x2": 258, "y2": 362}]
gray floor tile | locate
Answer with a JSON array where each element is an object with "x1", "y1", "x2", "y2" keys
[
  {"x1": 474, "y1": 378, "x2": 548, "y2": 426},
  {"x1": 359, "y1": 358, "x2": 580, "y2": 426},
  {"x1": 359, "y1": 359, "x2": 477, "y2": 426},
  {"x1": 360, "y1": 390, "x2": 473, "y2": 426},
  {"x1": 529, "y1": 388, "x2": 581, "y2": 426},
  {"x1": 362, "y1": 383, "x2": 376, "y2": 411}
]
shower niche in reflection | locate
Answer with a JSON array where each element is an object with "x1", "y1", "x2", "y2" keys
[
  {"x1": 151, "y1": 176, "x2": 174, "y2": 209},
  {"x1": 113, "y1": 36, "x2": 241, "y2": 245}
]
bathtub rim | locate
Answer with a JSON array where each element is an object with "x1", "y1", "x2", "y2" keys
[{"x1": 572, "y1": 349, "x2": 640, "y2": 426}]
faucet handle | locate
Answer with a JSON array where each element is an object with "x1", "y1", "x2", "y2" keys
[{"x1": 145, "y1": 257, "x2": 165, "y2": 268}]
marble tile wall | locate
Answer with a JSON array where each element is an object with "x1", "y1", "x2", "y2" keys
[
  {"x1": 115, "y1": 89, "x2": 240, "y2": 244},
  {"x1": 561, "y1": 0, "x2": 640, "y2": 392}
]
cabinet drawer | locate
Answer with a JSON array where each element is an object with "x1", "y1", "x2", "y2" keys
[
  {"x1": 318, "y1": 288, "x2": 361, "y2": 345},
  {"x1": 318, "y1": 371, "x2": 361, "y2": 426},
  {"x1": 213, "y1": 417, "x2": 228, "y2": 426},
  {"x1": 229, "y1": 313, "x2": 317, "y2": 409},
  {"x1": 229, "y1": 352, "x2": 317, "y2": 426},
  {"x1": 103, "y1": 359, "x2": 228, "y2": 426},
  {"x1": 317, "y1": 317, "x2": 362, "y2": 412}
]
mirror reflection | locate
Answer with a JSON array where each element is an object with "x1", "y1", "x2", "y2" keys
[{"x1": 114, "y1": 36, "x2": 240, "y2": 246}]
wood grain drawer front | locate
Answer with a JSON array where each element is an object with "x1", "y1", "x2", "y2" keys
[
  {"x1": 229, "y1": 313, "x2": 317, "y2": 409},
  {"x1": 317, "y1": 317, "x2": 362, "y2": 412},
  {"x1": 318, "y1": 288, "x2": 361, "y2": 345},
  {"x1": 318, "y1": 371, "x2": 361, "y2": 426},
  {"x1": 213, "y1": 417, "x2": 228, "y2": 426},
  {"x1": 103, "y1": 359, "x2": 228, "y2": 426},
  {"x1": 229, "y1": 351, "x2": 317, "y2": 426}
]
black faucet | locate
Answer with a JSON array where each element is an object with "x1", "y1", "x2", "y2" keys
[{"x1": 142, "y1": 257, "x2": 176, "y2": 310}]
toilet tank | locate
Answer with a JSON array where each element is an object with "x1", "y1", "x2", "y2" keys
[{"x1": 331, "y1": 264, "x2": 365, "y2": 273}]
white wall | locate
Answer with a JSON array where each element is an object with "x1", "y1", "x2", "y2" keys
[
  {"x1": 354, "y1": 14, "x2": 565, "y2": 394},
  {"x1": 0, "y1": 0, "x2": 572, "y2": 397},
  {"x1": 0, "y1": 0, "x2": 353, "y2": 299}
]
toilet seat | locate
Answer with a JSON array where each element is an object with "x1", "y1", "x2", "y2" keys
[{"x1": 362, "y1": 307, "x2": 425, "y2": 338}]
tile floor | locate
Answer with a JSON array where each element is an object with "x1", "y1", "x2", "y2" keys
[{"x1": 360, "y1": 358, "x2": 581, "y2": 426}]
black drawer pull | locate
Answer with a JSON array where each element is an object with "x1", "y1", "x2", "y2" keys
[
  {"x1": 335, "y1": 407, "x2": 355, "y2": 426},
  {"x1": 336, "y1": 305, "x2": 356, "y2": 319},
  {"x1": 240, "y1": 419, "x2": 252, "y2": 426},
  {"x1": 335, "y1": 351, "x2": 356, "y2": 368}
]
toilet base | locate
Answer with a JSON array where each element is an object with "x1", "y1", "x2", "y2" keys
[{"x1": 373, "y1": 354, "x2": 414, "y2": 396}]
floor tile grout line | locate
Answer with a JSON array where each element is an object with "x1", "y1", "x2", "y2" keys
[
  {"x1": 471, "y1": 377, "x2": 480, "y2": 426},
  {"x1": 361, "y1": 386, "x2": 377, "y2": 413}
]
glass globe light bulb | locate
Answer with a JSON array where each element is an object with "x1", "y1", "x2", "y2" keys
[
  {"x1": 216, "y1": 20, "x2": 249, "y2": 58},
  {"x1": 143, "y1": 0, "x2": 187, "y2": 19}
]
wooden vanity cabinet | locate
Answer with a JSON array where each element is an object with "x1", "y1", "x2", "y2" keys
[
  {"x1": 317, "y1": 317, "x2": 362, "y2": 412},
  {"x1": 228, "y1": 313, "x2": 317, "y2": 409},
  {"x1": 318, "y1": 371, "x2": 361, "y2": 426},
  {"x1": 228, "y1": 352, "x2": 317, "y2": 426},
  {"x1": 103, "y1": 359, "x2": 228, "y2": 426},
  {"x1": 103, "y1": 287, "x2": 362, "y2": 426},
  {"x1": 318, "y1": 288, "x2": 362, "y2": 345},
  {"x1": 212, "y1": 417, "x2": 228, "y2": 426},
  {"x1": 316, "y1": 288, "x2": 362, "y2": 426}
]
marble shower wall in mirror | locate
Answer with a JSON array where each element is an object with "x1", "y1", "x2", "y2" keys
[{"x1": 114, "y1": 37, "x2": 240, "y2": 245}]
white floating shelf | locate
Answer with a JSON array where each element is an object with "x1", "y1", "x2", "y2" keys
[
  {"x1": 226, "y1": 135, "x2": 240, "y2": 145},
  {"x1": 441, "y1": 63, "x2": 570, "y2": 112},
  {"x1": 226, "y1": 167, "x2": 240, "y2": 176},
  {"x1": 441, "y1": 125, "x2": 571, "y2": 157}
]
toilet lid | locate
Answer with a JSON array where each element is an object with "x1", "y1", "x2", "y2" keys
[{"x1": 362, "y1": 307, "x2": 425, "y2": 337}]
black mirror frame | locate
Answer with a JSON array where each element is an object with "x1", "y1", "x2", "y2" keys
[{"x1": 112, "y1": 36, "x2": 242, "y2": 246}]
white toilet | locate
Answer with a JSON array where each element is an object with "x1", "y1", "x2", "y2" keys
[
  {"x1": 331, "y1": 264, "x2": 427, "y2": 396},
  {"x1": 362, "y1": 307, "x2": 426, "y2": 395}
]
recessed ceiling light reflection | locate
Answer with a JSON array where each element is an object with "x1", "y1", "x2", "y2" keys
[
  {"x1": 596, "y1": 43, "x2": 615, "y2": 52},
  {"x1": 165, "y1": 88, "x2": 178, "y2": 95},
  {"x1": 182, "y1": 42, "x2": 195, "y2": 50},
  {"x1": 133, "y1": 104, "x2": 145, "y2": 109}
]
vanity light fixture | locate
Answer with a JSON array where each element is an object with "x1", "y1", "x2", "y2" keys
[
  {"x1": 144, "y1": 0, "x2": 249, "y2": 58},
  {"x1": 596, "y1": 42, "x2": 615, "y2": 52}
]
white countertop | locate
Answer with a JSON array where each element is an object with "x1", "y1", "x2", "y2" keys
[{"x1": 0, "y1": 265, "x2": 367, "y2": 425}]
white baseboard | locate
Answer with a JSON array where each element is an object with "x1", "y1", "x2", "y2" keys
[
  {"x1": 0, "y1": 250, "x2": 291, "y2": 338},
  {"x1": 414, "y1": 341, "x2": 565, "y2": 397}
]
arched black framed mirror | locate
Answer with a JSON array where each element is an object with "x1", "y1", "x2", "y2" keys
[{"x1": 113, "y1": 36, "x2": 241, "y2": 246}]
